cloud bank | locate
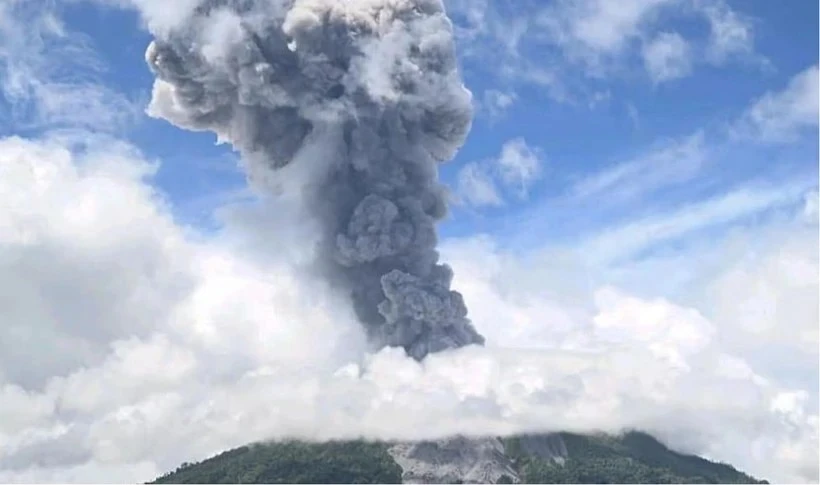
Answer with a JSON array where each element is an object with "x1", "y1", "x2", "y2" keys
[{"x1": 0, "y1": 130, "x2": 817, "y2": 483}]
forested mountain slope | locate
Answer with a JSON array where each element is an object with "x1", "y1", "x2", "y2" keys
[{"x1": 151, "y1": 431, "x2": 768, "y2": 484}]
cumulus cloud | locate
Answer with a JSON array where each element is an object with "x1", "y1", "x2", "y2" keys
[
  {"x1": 0, "y1": 134, "x2": 193, "y2": 389},
  {"x1": 701, "y1": 220, "x2": 819, "y2": 366},
  {"x1": 3, "y1": 132, "x2": 817, "y2": 484},
  {"x1": 442, "y1": 200, "x2": 819, "y2": 483}
]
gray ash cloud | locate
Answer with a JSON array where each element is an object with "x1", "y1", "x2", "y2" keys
[{"x1": 144, "y1": 0, "x2": 484, "y2": 359}]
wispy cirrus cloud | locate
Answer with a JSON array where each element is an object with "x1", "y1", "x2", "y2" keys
[
  {"x1": 445, "y1": 0, "x2": 764, "y2": 108},
  {"x1": 569, "y1": 131, "x2": 708, "y2": 204},
  {"x1": 0, "y1": 1, "x2": 142, "y2": 133},
  {"x1": 553, "y1": 62, "x2": 817, "y2": 224},
  {"x1": 580, "y1": 177, "x2": 815, "y2": 265},
  {"x1": 502, "y1": 60, "x2": 816, "y2": 262}
]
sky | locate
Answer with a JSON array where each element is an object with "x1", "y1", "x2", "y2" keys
[{"x1": 0, "y1": 0, "x2": 817, "y2": 483}]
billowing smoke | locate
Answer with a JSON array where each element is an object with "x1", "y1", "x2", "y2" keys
[{"x1": 144, "y1": 0, "x2": 484, "y2": 359}]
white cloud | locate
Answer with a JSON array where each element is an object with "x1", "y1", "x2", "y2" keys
[
  {"x1": 456, "y1": 162, "x2": 504, "y2": 207},
  {"x1": 456, "y1": 138, "x2": 543, "y2": 207},
  {"x1": 581, "y1": 178, "x2": 814, "y2": 264},
  {"x1": 702, "y1": 223, "x2": 819, "y2": 357},
  {"x1": 0, "y1": 134, "x2": 193, "y2": 389},
  {"x1": 732, "y1": 65, "x2": 819, "y2": 143},
  {"x1": 0, "y1": 1, "x2": 141, "y2": 132},
  {"x1": 538, "y1": 0, "x2": 674, "y2": 70},
  {"x1": 496, "y1": 138, "x2": 543, "y2": 198},
  {"x1": 0, "y1": 131, "x2": 817, "y2": 484},
  {"x1": 594, "y1": 202, "x2": 819, "y2": 365},
  {"x1": 642, "y1": 31, "x2": 693, "y2": 83},
  {"x1": 535, "y1": 0, "x2": 757, "y2": 77},
  {"x1": 440, "y1": 211, "x2": 819, "y2": 483},
  {"x1": 444, "y1": 0, "x2": 571, "y2": 102},
  {"x1": 446, "y1": 0, "x2": 763, "y2": 97},
  {"x1": 570, "y1": 132, "x2": 707, "y2": 204},
  {"x1": 480, "y1": 89, "x2": 518, "y2": 119},
  {"x1": 700, "y1": 0, "x2": 756, "y2": 64}
]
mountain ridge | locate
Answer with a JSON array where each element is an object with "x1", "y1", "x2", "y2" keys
[{"x1": 150, "y1": 431, "x2": 768, "y2": 484}]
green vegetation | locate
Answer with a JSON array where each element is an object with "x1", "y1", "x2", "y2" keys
[
  {"x1": 504, "y1": 431, "x2": 768, "y2": 484},
  {"x1": 151, "y1": 440, "x2": 402, "y2": 484},
  {"x1": 151, "y1": 432, "x2": 767, "y2": 484}
]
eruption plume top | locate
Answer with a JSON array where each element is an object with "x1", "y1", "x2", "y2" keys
[{"x1": 145, "y1": 0, "x2": 484, "y2": 359}]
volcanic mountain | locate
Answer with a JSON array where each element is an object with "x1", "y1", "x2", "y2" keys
[{"x1": 150, "y1": 432, "x2": 767, "y2": 484}]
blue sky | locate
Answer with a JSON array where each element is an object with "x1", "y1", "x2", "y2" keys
[
  {"x1": 17, "y1": 0, "x2": 817, "y2": 251},
  {"x1": 0, "y1": 1, "x2": 818, "y2": 482}
]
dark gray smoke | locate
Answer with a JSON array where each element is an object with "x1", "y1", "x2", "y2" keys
[{"x1": 144, "y1": 0, "x2": 484, "y2": 359}]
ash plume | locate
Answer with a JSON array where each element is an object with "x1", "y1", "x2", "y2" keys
[{"x1": 144, "y1": 0, "x2": 484, "y2": 359}]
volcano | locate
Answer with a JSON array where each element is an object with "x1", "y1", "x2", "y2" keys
[{"x1": 150, "y1": 432, "x2": 767, "y2": 484}]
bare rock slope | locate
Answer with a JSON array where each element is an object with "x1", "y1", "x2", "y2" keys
[{"x1": 389, "y1": 437, "x2": 523, "y2": 484}]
